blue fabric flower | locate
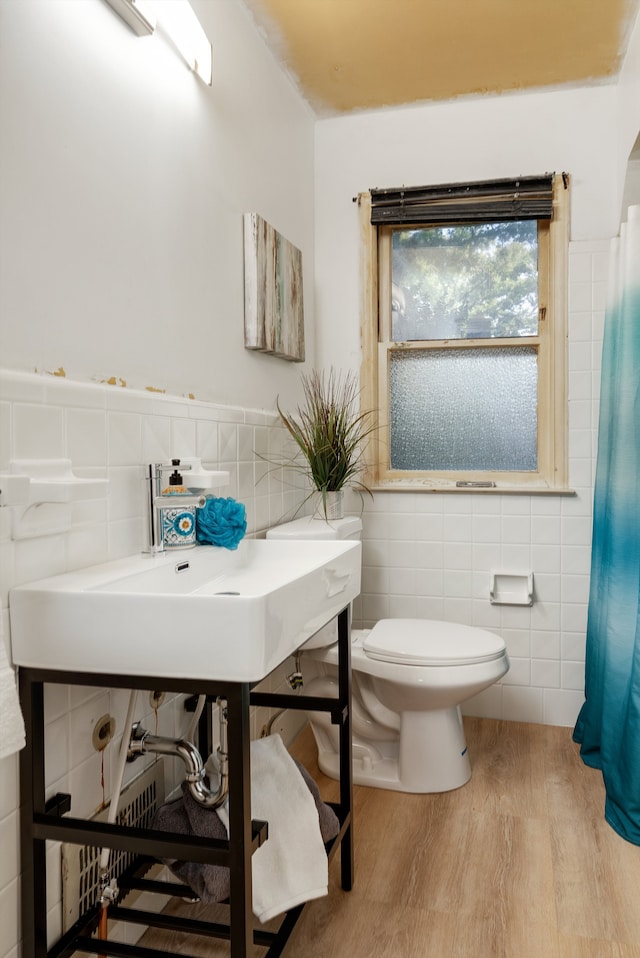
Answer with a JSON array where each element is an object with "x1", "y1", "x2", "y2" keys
[{"x1": 196, "y1": 497, "x2": 247, "y2": 550}]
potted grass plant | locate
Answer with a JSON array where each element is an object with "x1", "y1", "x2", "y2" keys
[{"x1": 276, "y1": 368, "x2": 378, "y2": 519}]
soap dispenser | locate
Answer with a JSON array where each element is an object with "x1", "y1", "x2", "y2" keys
[{"x1": 162, "y1": 460, "x2": 196, "y2": 549}]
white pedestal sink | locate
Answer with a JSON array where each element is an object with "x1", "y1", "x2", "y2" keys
[{"x1": 9, "y1": 539, "x2": 361, "y2": 682}]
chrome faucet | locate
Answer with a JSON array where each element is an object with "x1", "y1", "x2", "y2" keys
[{"x1": 145, "y1": 460, "x2": 206, "y2": 554}]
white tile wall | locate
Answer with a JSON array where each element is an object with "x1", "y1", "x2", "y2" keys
[{"x1": 0, "y1": 369, "x2": 308, "y2": 958}]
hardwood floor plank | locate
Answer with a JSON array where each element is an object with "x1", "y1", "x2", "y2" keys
[
  {"x1": 136, "y1": 718, "x2": 640, "y2": 957},
  {"x1": 552, "y1": 813, "x2": 640, "y2": 945},
  {"x1": 558, "y1": 936, "x2": 640, "y2": 957}
]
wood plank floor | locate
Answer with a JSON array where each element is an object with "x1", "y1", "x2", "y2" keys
[{"x1": 139, "y1": 718, "x2": 640, "y2": 957}]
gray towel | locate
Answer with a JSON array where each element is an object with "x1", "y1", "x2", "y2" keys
[{"x1": 152, "y1": 758, "x2": 339, "y2": 904}]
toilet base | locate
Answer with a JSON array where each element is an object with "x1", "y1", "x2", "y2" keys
[{"x1": 310, "y1": 705, "x2": 472, "y2": 793}]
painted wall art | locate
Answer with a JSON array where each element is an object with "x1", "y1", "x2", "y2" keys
[{"x1": 243, "y1": 212, "x2": 305, "y2": 362}]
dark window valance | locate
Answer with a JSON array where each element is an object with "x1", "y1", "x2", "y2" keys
[{"x1": 370, "y1": 174, "x2": 555, "y2": 226}]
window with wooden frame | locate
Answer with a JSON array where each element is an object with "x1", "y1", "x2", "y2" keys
[{"x1": 359, "y1": 173, "x2": 570, "y2": 492}]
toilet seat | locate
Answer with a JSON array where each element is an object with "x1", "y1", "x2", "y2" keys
[{"x1": 363, "y1": 619, "x2": 506, "y2": 667}]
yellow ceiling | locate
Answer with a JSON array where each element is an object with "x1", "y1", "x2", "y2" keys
[{"x1": 243, "y1": 0, "x2": 640, "y2": 116}]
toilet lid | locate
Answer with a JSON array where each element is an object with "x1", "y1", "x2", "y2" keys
[{"x1": 362, "y1": 619, "x2": 506, "y2": 666}]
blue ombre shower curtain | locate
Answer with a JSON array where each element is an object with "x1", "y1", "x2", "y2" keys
[{"x1": 573, "y1": 204, "x2": 640, "y2": 845}]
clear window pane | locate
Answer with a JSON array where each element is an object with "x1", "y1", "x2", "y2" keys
[
  {"x1": 389, "y1": 347, "x2": 538, "y2": 472},
  {"x1": 391, "y1": 221, "x2": 539, "y2": 341}
]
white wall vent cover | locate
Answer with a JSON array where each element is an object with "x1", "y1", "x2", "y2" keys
[{"x1": 61, "y1": 761, "x2": 165, "y2": 932}]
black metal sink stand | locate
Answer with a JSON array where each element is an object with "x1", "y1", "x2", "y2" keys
[{"x1": 19, "y1": 606, "x2": 353, "y2": 958}]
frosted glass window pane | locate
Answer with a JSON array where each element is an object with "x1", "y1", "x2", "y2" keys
[
  {"x1": 391, "y1": 221, "x2": 539, "y2": 341},
  {"x1": 389, "y1": 347, "x2": 538, "y2": 471}
]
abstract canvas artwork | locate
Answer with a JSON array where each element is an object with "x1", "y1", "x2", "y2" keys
[{"x1": 243, "y1": 212, "x2": 305, "y2": 362}]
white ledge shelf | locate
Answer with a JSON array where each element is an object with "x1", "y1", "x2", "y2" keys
[{"x1": 4, "y1": 459, "x2": 109, "y2": 539}]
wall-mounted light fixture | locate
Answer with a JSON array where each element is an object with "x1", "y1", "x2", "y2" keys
[
  {"x1": 104, "y1": 0, "x2": 156, "y2": 36},
  {"x1": 103, "y1": 0, "x2": 212, "y2": 85}
]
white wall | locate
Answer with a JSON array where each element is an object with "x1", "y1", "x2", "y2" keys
[
  {"x1": 0, "y1": 0, "x2": 315, "y2": 410},
  {"x1": 315, "y1": 75, "x2": 639, "y2": 727},
  {"x1": 0, "y1": 2, "x2": 315, "y2": 956}
]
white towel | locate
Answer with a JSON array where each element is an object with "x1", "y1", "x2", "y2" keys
[
  {"x1": 215, "y1": 734, "x2": 329, "y2": 923},
  {"x1": 0, "y1": 636, "x2": 26, "y2": 760}
]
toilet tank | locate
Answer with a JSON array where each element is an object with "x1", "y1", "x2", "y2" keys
[
  {"x1": 266, "y1": 514, "x2": 362, "y2": 541},
  {"x1": 266, "y1": 514, "x2": 362, "y2": 649}
]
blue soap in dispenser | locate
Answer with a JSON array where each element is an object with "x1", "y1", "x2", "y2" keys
[{"x1": 162, "y1": 460, "x2": 196, "y2": 549}]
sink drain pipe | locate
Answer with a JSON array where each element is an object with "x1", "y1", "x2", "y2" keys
[{"x1": 128, "y1": 697, "x2": 229, "y2": 808}]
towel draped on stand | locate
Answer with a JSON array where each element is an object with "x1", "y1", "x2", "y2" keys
[
  {"x1": 0, "y1": 638, "x2": 26, "y2": 761},
  {"x1": 153, "y1": 734, "x2": 339, "y2": 922}
]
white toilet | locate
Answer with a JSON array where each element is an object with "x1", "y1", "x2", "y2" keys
[{"x1": 267, "y1": 515, "x2": 509, "y2": 793}]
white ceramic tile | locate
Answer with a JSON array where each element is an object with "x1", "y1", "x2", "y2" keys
[
  {"x1": 388, "y1": 566, "x2": 417, "y2": 596},
  {"x1": 0, "y1": 755, "x2": 18, "y2": 822},
  {"x1": 569, "y1": 282, "x2": 592, "y2": 312},
  {"x1": 443, "y1": 514, "x2": 472, "y2": 541},
  {"x1": 530, "y1": 601, "x2": 562, "y2": 632},
  {"x1": 531, "y1": 515, "x2": 562, "y2": 545},
  {"x1": 411, "y1": 595, "x2": 445, "y2": 620},
  {"x1": 561, "y1": 602, "x2": 588, "y2": 634},
  {"x1": 107, "y1": 466, "x2": 144, "y2": 521},
  {"x1": 44, "y1": 684, "x2": 70, "y2": 723},
  {"x1": 218, "y1": 422, "x2": 237, "y2": 462},
  {"x1": 0, "y1": 540, "x2": 14, "y2": 607},
  {"x1": 13, "y1": 535, "x2": 65, "y2": 587},
  {"x1": 64, "y1": 407, "x2": 108, "y2": 467},
  {"x1": 501, "y1": 629, "x2": 530, "y2": 657},
  {"x1": 502, "y1": 656, "x2": 530, "y2": 685},
  {"x1": 0, "y1": 402, "x2": 11, "y2": 470},
  {"x1": 107, "y1": 412, "x2": 142, "y2": 466},
  {"x1": 68, "y1": 752, "x2": 109, "y2": 819},
  {"x1": 69, "y1": 691, "x2": 110, "y2": 769},
  {"x1": 500, "y1": 515, "x2": 530, "y2": 544},
  {"x1": 67, "y1": 524, "x2": 109, "y2": 571},
  {"x1": 531, "y1": 544, "x2": 561, "y2": 573},
  {"x1": 105, "y1": 386, "x2": 154, "y2": 415},
  {"x1": 237, "y1": 460, "x2": 255, "y2": 500},
  {"x1": 561, "y1": 631, "x2": 586, "y2": 661},
  {"x1": 443, "y1": 569, "x2": 472, "y2": 597},
  {"x1": 471, "y1": 542, "x2": 502, "y2": 571},
  {"x1": 543, "y1": 689, "x2": 584, "y2": 727},
  {"x1": 170, "y1": 418, "x2": 196, "y2": 459},
  {"x1": 361, "y1": 565, "x2": 390, "y2": 595},
  {"x1": 415, "y1": 569, "x2": 444, "y2": 597},
  {"x1": 390, "y1": 539, "x2": 425, "y2": 570},
  {"x1": 45, "y1": 841, "x2": 62, "y2": 914},
  {"x1": 502, "y1": 686, "x2": 543, "y2": 723},
  {"x1": 443, "y1": 541, "x2": 472, "y2": 570},
  {"x1": 0, "y1": 370, "x2": 48, "y2": 404},
  {"x1": 533, "y1": 573, "x2": 561, "y2": 603},
  {"x1": 44, "y1": 714, "x2": 70, "y2": 789},
  {"x1": 500, "y1": 544, "x2": 532, "y2": 568},
  {"x1": 142, "y1": 416, "x2": 171, "y2": 462},
  {"x1": 531, "y1": 659, "x2": 561, "y2": 688},
  {"x1": 569, "y1": 251, "x2": 592, "y2": 283},
  {"x1": 562, "y1": 660, "x2": 586, "y2": 691},
  {"x1": 0, "y1": 881, "x2": 19, "y2": 958},
  {"x1": 195, "y1": 419, "x2": 219, "y2": 462},
  {"x1": 45, "y1": 376, "x2": 106, "y2": 410},
  {"x1": 13, "y1": 403, "x2": 65, "y2": 459},
  {"x1": 108, "y1": 517, "x2": 143, "y2": 559},
  {"x1": 568, "y1": 341, "x2": 592, "y2": 373},
  {"x1": 462, "y1": 684, "x2": 503, "y2": 719},
  {"x1": 531, "y1": 631, "x2": 561, "y2": 660},
  {"x1": 470, "y1": 598, "x2": 503, "y2": 630}
]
